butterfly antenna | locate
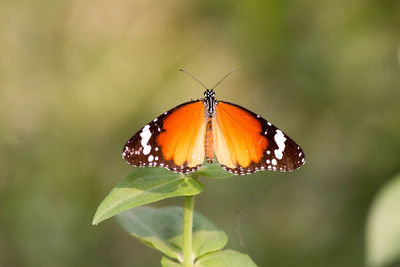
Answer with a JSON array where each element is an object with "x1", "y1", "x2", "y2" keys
[
  {"x1": 179, "y1": 69, "x2": 208, "y2": 90},
  {"x1": 211, "y1": 68, "x2": 238, "y2": 90}
]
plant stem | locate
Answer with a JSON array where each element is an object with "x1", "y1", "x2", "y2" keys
[{"x1": 182, "y1": 195, "x2": 195, "y2": 267}]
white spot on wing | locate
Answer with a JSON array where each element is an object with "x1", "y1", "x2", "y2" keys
[
  {"x1": 153, "y1": 118, "x2": 158, "y2": 122},
  {"x1": 274, "y1": 151, "x2": 283, "y2": 160},
  {"x1": 272, "y1": 159, "x2": 277, "y2": 165},
  {"x1": 274, "y1": 130, "x2": 286, "y2": 160},
  {"x1": 148, "y1": 155, "x2": 154, "y2": 162},
  {"x1": 140, "y1": 125, "x2": 152, "y2": 155}
]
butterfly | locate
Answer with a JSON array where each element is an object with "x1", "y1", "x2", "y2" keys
[{"x1": 122, "y1": 69, "x2": 305, "y2": 175}]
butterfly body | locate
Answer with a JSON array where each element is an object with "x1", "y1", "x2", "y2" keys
[{"x1": 123, "y1": 88, "x2": 305, "y2": 175}]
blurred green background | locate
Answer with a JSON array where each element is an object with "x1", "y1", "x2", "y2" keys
[{"x1": 1, "y1": 0, "x2": 399, "y2": 266}]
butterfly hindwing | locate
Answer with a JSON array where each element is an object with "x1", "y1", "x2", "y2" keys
[
  {"x1": 123, "y1": 100, "x2": 206, "y2": 173},
  {"x1": 214, "y1": 101, "x2": 305, "y2": 175}
]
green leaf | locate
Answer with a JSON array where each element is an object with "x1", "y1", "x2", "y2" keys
[
  {"x1": 161, "y1": 257, "x2": 181, "y2": 267},
  {"x1": 117, "y1": 206, "x2": 228, "y2": 261},
  {"x1": 197, "y1": 162, "x2": 233, "y2": 179},
  {"x1": 92, "y1": 168, "x2": 204, "y2": 225},
  {"x1": 195, "y1": 249, "x2": 258, "y2": 267},
  {"x1": 366, "y1": 174, "x2": 400, "y2": 267}
]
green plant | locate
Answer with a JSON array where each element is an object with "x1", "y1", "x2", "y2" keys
[
  {"x1": 366, "y1": 173, "x2": 400, "y2": 267},
  {"x1": 93, "y1": 163, "x2": 258, "y2": 266}
]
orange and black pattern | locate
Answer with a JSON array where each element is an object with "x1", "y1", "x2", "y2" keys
[
  {"x1": 123, "y1": 90, "x2": 305, "y2": 175},
  {"x1": 214, "y1": 101, "x2": 305, "y2": 174},
  {"x1": 123, "y1": 100, "x2": 206, "y2": 173}
]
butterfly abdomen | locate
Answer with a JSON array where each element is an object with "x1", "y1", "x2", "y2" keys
[{"x1": 205, "y1": 117, "x2": 214, "y2": 163}]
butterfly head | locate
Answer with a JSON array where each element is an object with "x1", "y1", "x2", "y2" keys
[
  {"x1": 204, "y1": 89, "x2": 215, "y2": 98},
  {"x1": 179, "y1": 68, "x2": 237, "y2": 116}
]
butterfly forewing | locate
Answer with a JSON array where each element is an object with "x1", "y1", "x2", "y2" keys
[
  {"x1": 123, "y1": 100, "x2": 207, "y2": 173},
  {"x1": 214, "y1": 101, "x2": 305, "y2": 175}
]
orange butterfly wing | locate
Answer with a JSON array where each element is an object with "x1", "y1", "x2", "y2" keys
[
  {"x1": 123, "y1": 100, "x2": 206, "y2": 173},
  {"x1": 213, "y1": 101, "x2": 305, "y2": 174},
  {"x1": 157, "y1": 101, "x2": 206, "y2": 168}
]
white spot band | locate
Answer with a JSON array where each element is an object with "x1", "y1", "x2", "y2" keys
[
  {"x1": 274, "y1": 130, "x2": 286, "y2": 160},
  {"x1": 140, "y1": 125, "x2": 152, "y2": 155}
]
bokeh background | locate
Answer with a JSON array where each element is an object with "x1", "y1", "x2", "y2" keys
[{"x1": 1, "y1": 0, "x2": 399, "y2": 266}]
